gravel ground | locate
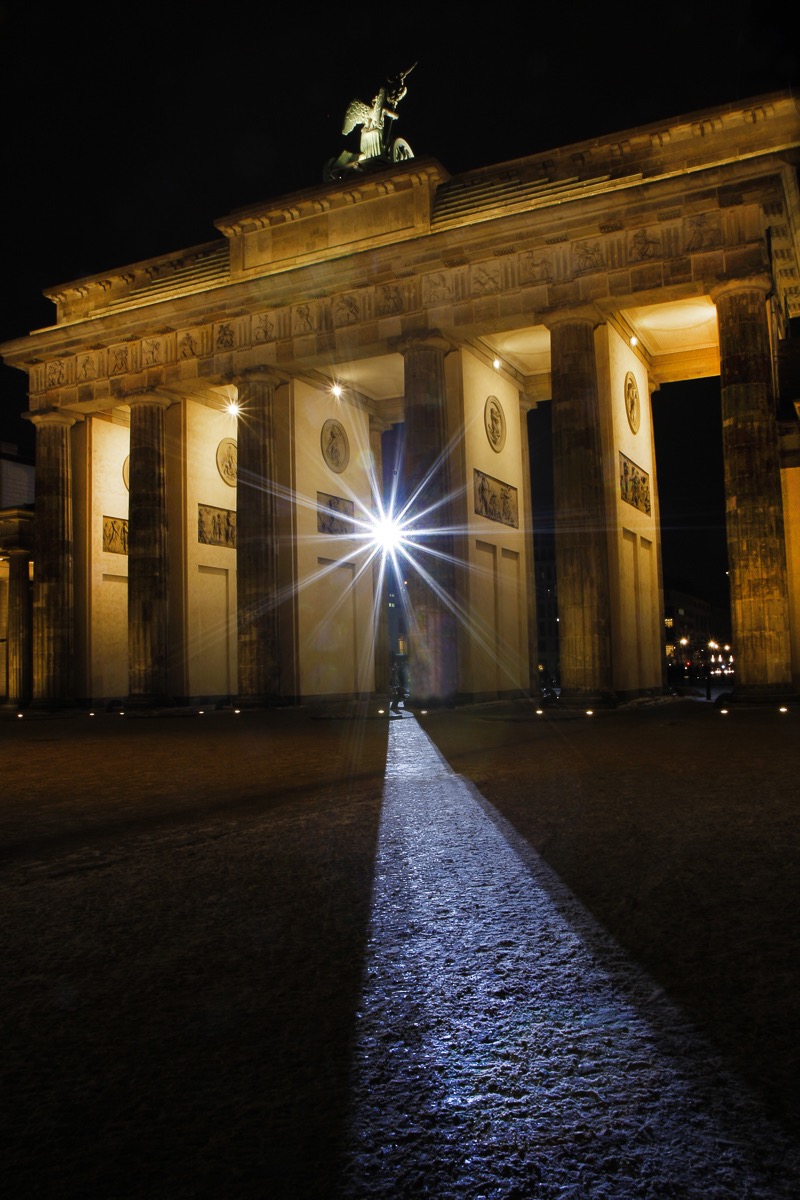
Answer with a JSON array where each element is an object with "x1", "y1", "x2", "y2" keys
[{"x1": 1, "y1": 695, "x2": 799, "y2": 1198}]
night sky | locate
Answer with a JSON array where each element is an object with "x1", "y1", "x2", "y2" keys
[{"x1": 1, "y1": 3, "x2": 796, "y2": 607}]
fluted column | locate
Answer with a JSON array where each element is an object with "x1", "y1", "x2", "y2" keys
[
  {"x1": 547, "y1": 313, "x2": 613, "y2": 703},
  {"x1": 127, "y1": 394, "x2": 172, "y2": 706},
  {"x1": 6, "y1": 550, "x2": 32, "y2": 707},
  {"x1": 235, "y1": 373, "x2": 280, "y2": 704},
  {"x1": 370, "y1": 415, "x2": 391, "y2": 694},
  {"x1": 713, "y1": 278, "x2": 793, "y2": 698},
  {"x1": 31, "y1": 411, "x2": 76, "y2": 705},
  {"x1": 519, "y1": 400, "x2": 538, "y2": 692},
  {"x1": 399, "y1": 333, "x2": 457, "y2": 704}
]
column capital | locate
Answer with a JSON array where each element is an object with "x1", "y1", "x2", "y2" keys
[
  {"x1": 710, "y1": 274, "x2": 773, "y2": 304},
  {"x1": 394, "y1": 330, "x2": 454, "y2": 357},
  {"x1": 26, "y1": 409, "x2": 79, "y2": 429},
  {"x1": 126, "y1": 389, "x2": 176, "y2": 411},
  {"x1": 542, "y1": 304, "x2": 605, "y2": 332},
  {"x1": 369, "y1": 413, "x2": 392, "y2": 435},
  {"x1": 232, "y1": 368, "x2": 287, "y2": 390}
]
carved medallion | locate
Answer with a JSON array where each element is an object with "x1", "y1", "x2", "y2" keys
[
  {"x1": 216, "y1": 438, "x2": 238, "y2": 487},
  {"x1": 321, "y1": 419, "x2": 349, "y2": 473},
  {"x1": 484, "y1": 395, "x2": 506, "y2": 453},
  {"x1": 122, "y1": 456, "x2": 130, "y2": 491},
  {"x1": 624, "y1": 371, "x2": 641, "y2": 434}
]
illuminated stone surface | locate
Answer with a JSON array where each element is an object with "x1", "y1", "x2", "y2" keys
[{"x1": 2, "y1": 92, "x2": 800, "y2": 705}]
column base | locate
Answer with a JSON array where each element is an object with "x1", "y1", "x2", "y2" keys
[
  {"x1": 28, "y1": 696, "x2": 78, "y2": 712},
  {"x1": 234, "y1": 694, "x2": 281, "y2": 709},
  {"x1": 125, "y1": 693, "x2": 177, "y2": 712},
  {"x1": 556, "y1": 688, "x2": 618, "y2": 710}
]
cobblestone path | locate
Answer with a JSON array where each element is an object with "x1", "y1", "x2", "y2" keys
[{"x1": 343, "y1": 716, "x2": 800, "y2": 1199}]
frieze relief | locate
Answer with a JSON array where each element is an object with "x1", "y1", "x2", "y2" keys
[
  {"x1": 628, "y1": 228, "x2": 662, "y2": 261},
  {"x1": 77, "y1": 352, "x2": 99, "y2": 381},
  {"x1": 45, "y1": 358, "x2": 71, "y2": 389},
  {"x1": 573, "y1": 240, "x2": 605, "y2": 273},
  {"x1": 317, "y1": 492, "x2": 354, "y2": 535},
  {"x1": 26, "y1": 198, "x2": 761, "y2": 407},
  {"x1": 470, "y1": 261, "x2": 504, "y2": 297},
  {"x1": 110, "y1": 343, "x2": 138, "y2": 375},
  {"x1": 474, "y1": 469, "x2": 518, "y2": 528},
  {"x1": 619, "y1": 453, "x2": 651, "y2": 515},
  {"x1": 685, "y1": 214, "x2": 722, "y2": 252},
  {"x1": 422, "y1": 271, "x2": 454, "y2": 304},
  {"x1": 198, "y1": 504, "x2": 236, "y2": 548},
  {"x1": 252, "y1": 311, "x2": 276, "y2": 342},
  {"x1": 292, "y1": 303, "x2": 317, "y2": 336},
  {"x1": 376, "y1": 282, "x2": 406, "y2": 315},
  {"x1": 335, "y1": 294, "x2": 363, "y2": 325},
  {"x1": 142, "y1": 335, "x2": 166, "y2": 366},
  {"x1": 519, "y1": 251, "x2": 554, "y2": 284},
  {"x1": 178, "y1": 327, "x2": 211, "y2": 359},
  {"x1": 103, "y1": 516, "x2": 129, "y2": 555},
  {"x1": 214, "y1": 320, "x2": 237, "y2": 351}
]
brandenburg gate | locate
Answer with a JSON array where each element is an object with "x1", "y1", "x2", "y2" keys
[{"x1": 2, "y1": 87, "x2": 799, "y2": 708}]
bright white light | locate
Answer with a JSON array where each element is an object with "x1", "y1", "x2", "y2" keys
[
  {"x1": 331, "y1": 384, "x2": 343, "y2": 399},
  {"x1": 492, "y1": 357, "x2": 501, "y2": 370},
  {"x1": 371, "y1": 511, "x2": 407, "y2": 556},
  {"x1": 226, "y1": 401, "x2": 241, "y2": 417}
]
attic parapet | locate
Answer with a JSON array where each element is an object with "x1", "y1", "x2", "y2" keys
[
  {"x1": 215, "y1": 159, "x2": 449, "y2": 280},
  {"x1": 43, "y1": 241, "x2": 230, "y2": 325}
]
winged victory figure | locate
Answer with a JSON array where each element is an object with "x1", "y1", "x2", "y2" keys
[{"x1": 324, "y1": 64, "x2": 416, "y2": 181}]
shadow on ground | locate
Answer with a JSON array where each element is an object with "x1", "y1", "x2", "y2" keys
[{"x1": 2, "y1": 697, "x2": 799, "y2": 1196}]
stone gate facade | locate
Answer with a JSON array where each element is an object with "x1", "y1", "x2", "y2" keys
[{"x1": 2, "y1": 91, "x2": 800, "y2": 707}]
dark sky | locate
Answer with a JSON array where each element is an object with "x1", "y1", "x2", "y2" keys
[{"x1": 1, "y1": 3, "x2": 796, "y2": 604}]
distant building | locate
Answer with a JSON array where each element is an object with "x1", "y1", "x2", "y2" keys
[
  {"x1": 0, "y1": 442, "x2": 34, "y2": 507},
  {"x1": 664, "y1": 586, "x2": 733, "y2": 685}
]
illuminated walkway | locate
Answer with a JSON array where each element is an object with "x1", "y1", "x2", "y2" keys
[{"x1": 344, "y1": 715, "x2": 800, "y2": 1199}]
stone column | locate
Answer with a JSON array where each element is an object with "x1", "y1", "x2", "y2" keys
[
  {"x1": 370, "y1": 415, "x2": 391, "y2": 695},
  {"x1": 399, "y1": 333, "x2": 457, "y2": 705},
  {"x1": 547, "y1": 312, "x2": 613, "y2": 704},
  {"x1": 713, "y1": 278, "x2": 793, "y2": 699},
  {"x1": 6, "y1": 550, "x2": 33, "y2": 707},
  {"x1": 519, "y1": 400, "x2": 539, "y2": 693},
  {"x1": 235, "y1": 373, "x2": 281, "y2": 705},
  {"x1": 127, "y1": 393, "x2": 172, "y2": 706},
  {"x1": 31, "y1": 411, "x2": 76, "y2": 705}
]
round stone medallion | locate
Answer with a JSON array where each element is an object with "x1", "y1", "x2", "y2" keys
[
  {"x1": 122, "y1": 455, "x2": 130, "y2": 491},
  {"x1": 624, "y1": 371, "x2": 641, "y2": 434},
  {"x1": 216, "y1": 438, "x2": 238, "y2": 486},
  {"x1": 484, "y1": 395, "x2": 506, "y2": 453},
  {"x1": 321, "y1": 419, "x2": 350, "y2": 473}
]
